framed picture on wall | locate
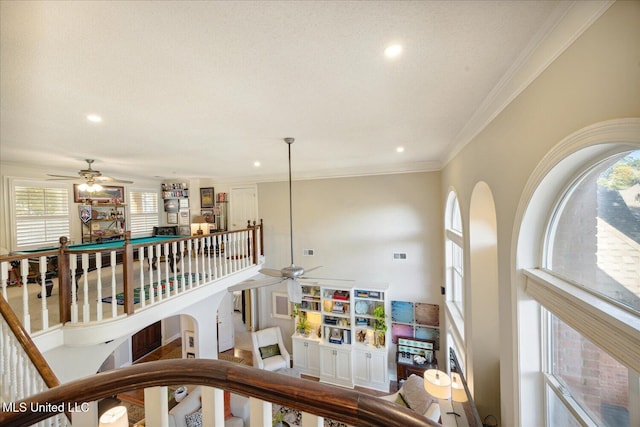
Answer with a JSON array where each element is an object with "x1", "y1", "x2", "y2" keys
[
  {"x1": 184, "y1": 330, "x2": 195, "y2": 352},
  {"x1": 74, "y1": 184, "x2": 124, "y2": 203},
  {"x1": 200, "y1": 187, "x2": 215, "y2": 208},
  {"x1": 167, "y1": 212, "x2": 178, "y2": 224},
  {"x1": 272, "y1": 292, "x2": 291, "y2": 319}
]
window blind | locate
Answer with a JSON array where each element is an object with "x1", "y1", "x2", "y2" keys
[
  {"x1": 15, "y1": 185, "x2": 70, "y2": 248},
  {"x1": 129, "y1": 191, "x2": 159, "y2": 237}
]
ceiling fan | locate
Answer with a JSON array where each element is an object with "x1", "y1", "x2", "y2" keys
[
  {"x1": 47, "y1": 159, "x2": 133, "y2": 191},
  {"x1": 229, "y1": 137, "x2": 321, "y2": 303}
]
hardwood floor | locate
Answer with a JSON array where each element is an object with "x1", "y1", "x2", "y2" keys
[{"x1": 117, "y1": 336, "x2": 392, "y2": 407}]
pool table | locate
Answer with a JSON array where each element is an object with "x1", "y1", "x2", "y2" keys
[{"x1": 16, "y1": 235, "x2": 183, "y2": 297}]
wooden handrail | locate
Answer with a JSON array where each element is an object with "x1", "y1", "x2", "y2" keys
[
  {"x1": 0, "y1": 359, "x2": 439, "y2": 427},
  {"x1": 0, "y1": 296, "x2": 59, "y2": 389}
]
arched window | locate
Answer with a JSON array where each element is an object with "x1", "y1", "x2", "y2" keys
[
  {"x1": 545, "y1": 150, "x2": 640, "y2": 313},
  {"x1": 523, "y1": 145, "x2": 640, "y2": 427},
  {"x1": 445, "y1": 192, "x2": 464, "y2": 321}
]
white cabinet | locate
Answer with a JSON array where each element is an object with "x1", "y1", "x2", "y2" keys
[
  {"x1": 353, "y1": 348, "x2": 389, "y2": 392},
  {"x1": 319, "y1": 344, "x2": 353, "y2": 388},
  {"x1": 292, "y1": 335, "x2": 320, "y2": 377}
]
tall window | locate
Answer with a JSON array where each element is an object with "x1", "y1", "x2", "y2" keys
[
  {"x1": 129, "y1": 190, "x2": 159, "y2": 237},
  {"x1": 546, "y1": 150, "x2": 640, "y2": 312},
  {"x1": 445, "y1": 192, "x2": 464, "y2": 319},
  {"x1": 537, "y1": 149, "x2": 640, "y2": 426},
  {"x1": 13, "y1": 181, "x2": 70, "y2": 249}
]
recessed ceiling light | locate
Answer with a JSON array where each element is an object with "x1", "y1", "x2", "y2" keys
[
  {"x1": 86, "y1": 114, "x2": 103, "y2": 123},
  {"x1": 384, "y1": 44, "x2": 403, "y2": 59},
  {"x1": 396, "y1": 146, "x2": 405, "y2": 153},
  {"x1": 254, "y1": 161, "x2": 261, "y2": 167}
]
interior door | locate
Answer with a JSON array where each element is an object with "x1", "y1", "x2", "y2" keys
[
  {"x1": 217, "y1": 292, "x2": 235, "y2": 352},
  {"x1": 131, "y1": 321, "x2": 162, "y2": 361},
  {"x1": 229, "y1": 185, "x2": 258, "y2": 230}
]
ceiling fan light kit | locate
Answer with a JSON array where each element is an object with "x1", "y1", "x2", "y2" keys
[{"x1": 47, "y1": 159, "x2": 134, "y2": 186}]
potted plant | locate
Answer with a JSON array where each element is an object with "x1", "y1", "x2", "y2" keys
[
  {"x1": 291, "y1": 304, "x2": 311, "y2": 336},
  {"x1": 373, "y1": 305, "x2": 387, "y2": 348},
  {"x1": 273, "y1": 409, "x2": 289, "y2": 427}
]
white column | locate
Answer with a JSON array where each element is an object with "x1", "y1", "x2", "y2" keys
[
  {"x1": 249, "y1": 397, "x2": 271, "y2": 427},
  {"x1": 201, "y1": 386, "x2": 225, "y2": 427},
  {"x1": 144, "y1": 386, "x2": 169, "y2": 427}
]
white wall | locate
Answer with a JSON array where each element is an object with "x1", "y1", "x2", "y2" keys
[
  {"x1": 256, "y1": 172, "x2": 443, "y2": 361},
  {"x1": 0, "y1": 161, "x2": 161, "y2": 250},
  {"x1": 440, "y1": 1, "x2": 640, "y2": 425}
]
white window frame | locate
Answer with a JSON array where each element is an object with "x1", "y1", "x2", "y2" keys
[
  {"x1": 9, "y1": 178, "x2": 72, "y2": 250},
  {"x1": 514, "y1": 119, "x2": 640, "y2": 427},
  {"x1": 129, "y1": 189, "x2": 159, "y2": 238},
  {"x1": 445, "y1": 192, "x2": 465, "y2": 321}
]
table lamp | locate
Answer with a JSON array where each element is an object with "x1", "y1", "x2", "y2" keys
[
  {"x1": 451, "y1": 372, "x2": 468, "y2": 402},
  {"x1": 192, "y1": 215, "x2": 206, "y2": 235},
  {"x1": 424, "y1": 369, "x2": 451, "y2": 399},
  {"x1": 98, "y1": 405, "x2": 128, "y2": 427}
]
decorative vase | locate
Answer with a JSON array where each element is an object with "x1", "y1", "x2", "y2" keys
[{"x1": 174, "y1": 386, "x2": 188, "y2": 402}]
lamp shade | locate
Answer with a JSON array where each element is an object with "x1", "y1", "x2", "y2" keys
[
  {"x1": 424, "y1": 369, "x2": 451, "y2": 399},
  {"x1": 451, "y1": 372, "x2": 468, "y2": 402},
  {"x1": 99, "y1": 405, "x2": 128, "y2": 427},
  {"x1": 192, "y1": 215, "x2": 206, "y2": 224}
]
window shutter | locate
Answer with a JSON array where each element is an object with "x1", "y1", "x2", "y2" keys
[
  {"x1": 15, "y1": 185, "x2": 70, "y2": 248},
  {"x1": 129, "y1": 191, "x2": 159, "y2": 237}
]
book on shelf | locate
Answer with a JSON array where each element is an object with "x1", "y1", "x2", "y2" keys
[{"x1": 329, "y1": 337, "x2": 343, "y2": 345}]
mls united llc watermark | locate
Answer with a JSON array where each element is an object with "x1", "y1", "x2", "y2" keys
[{"x1": 2, "y1": 401, "x2": 90, "y2": 413}]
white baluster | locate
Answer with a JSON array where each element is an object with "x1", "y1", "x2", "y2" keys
[
  {"x1": 224, "y1": 234, "x2": 230, "y2": 276},
  {"x1": 163, "y1": 242, "x2": 170, "y2": 297},
  {"x1": 179, "y1": 241, "x2": 186, "y2": 292},
  {"x1": 39, "y1": 256, "x2": 49, "y2": 330},
  {"x1": 82, "y1": 253, "x2": 90, "y2": 323},
  {"x1": 170, "y1": 241, "x2": 178, "y2": 294},
  {"x1": 206, "y1": 235, "x2": 212, "y2": 281},
  {"x1": 148, "y1": 245, "x2": 155, "y2": 305},
  {"x1": 213, "y1": 235, "x2": 219, "y2": 280},
  {"x1": 200, "y1": 237, "x2": 206, "y2": 283},
  {"x1": 95, "y1": 253, "x2": 103, "y2": 322},
  {"x1": 19, "y1": 259, "x2": 31, "y2": 333},
  {"x1": 1, "y1": 261, "x2": 8, "y2": 300},
  {"x1": 110, "y1": 251, "x2": 117, "y2": 318},
  {"x1": 155, "y1": 244, "x2": 163, "y2": 302},
  {"x1": 139, "y1": 247, "x2": 146, "y2": 308},
  {"x1": 68, "y1": 254, "x2": 78, "y2": 324},
  {"x1": 193, "y1": 238, "x2": 200, "y2": 287},
  {"x1": 187, "y1": 239, "x2": 193, "y2": 289}
]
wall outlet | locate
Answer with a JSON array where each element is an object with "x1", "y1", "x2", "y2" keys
[{"x1": 303, "y1": 249, "x2": 315, "y2": 256}]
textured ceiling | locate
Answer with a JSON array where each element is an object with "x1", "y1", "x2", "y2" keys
[{"x1": 0, "y1": 1, "x2": 608, "y2": 183}]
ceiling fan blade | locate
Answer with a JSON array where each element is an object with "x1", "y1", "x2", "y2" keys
[
  {"x1": 228, "y1": 277, "x2": 285, "y2": 292},
  {"x1": 303, "y1": 266, "x2": 322, "y2": 274},
  {"x1": 259, "y1": 268, "x2": 285, "y2": 278},
  {"x1": 47, "y1": 174, "x2": 78, "y2": 179},
  {"x1": 300, "y1": 276, "x2": 354, "y2": 282},
  {"x1": 96, "y1": 176, "x2": 134, "y2": 184}
]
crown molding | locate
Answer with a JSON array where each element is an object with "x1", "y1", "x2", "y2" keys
[{"x1": 442, "y1": 0, "x2": 614, "y2": 167}]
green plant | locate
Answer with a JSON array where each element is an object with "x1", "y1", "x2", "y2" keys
[
  {"x1": 373, "y1": 305, "x2": 387, "y2": 332},
  {"x1": 297, "y1": 313, "x2": 312, "y2": 335},
  {"x1": 373, "y1": 305, "x2": 387, "y2": 348},
  {"x1": 273, "y1": 409, "x2": 285, "y2": 426}
]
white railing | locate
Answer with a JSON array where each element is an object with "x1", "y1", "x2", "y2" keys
[
  {"x1": 0, "y1": 223, "x2": 263, "y2": 336},
  {"x1": 0, "y1": 304, "x2": 69, "y2": 427}
]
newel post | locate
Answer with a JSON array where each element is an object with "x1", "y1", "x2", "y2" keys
[
  {"x1": 123, "y1": 232, "x2": 135, "y2": 315},
  {"x1": 57, "y1": 236, "x2": 71, "y2": 323},
  {"x1": 250, "y1": 221, "x2": 258, "y2": 265},
  {"x1": 259, "y1": 218, "x2": 264, "y2": 258}
]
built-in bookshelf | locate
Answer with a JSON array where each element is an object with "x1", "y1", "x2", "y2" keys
[{"x1": 291, "y1": 281, "x2": 389, "y2": 391}]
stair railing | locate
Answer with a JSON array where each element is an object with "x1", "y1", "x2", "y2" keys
[{"x1": 0, "y1": 358, "x2": 438, "y2": 427}]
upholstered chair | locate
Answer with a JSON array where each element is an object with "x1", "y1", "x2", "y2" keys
[{"x1": 250, "y1": 326, "x2": 291, "y2": 371}]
